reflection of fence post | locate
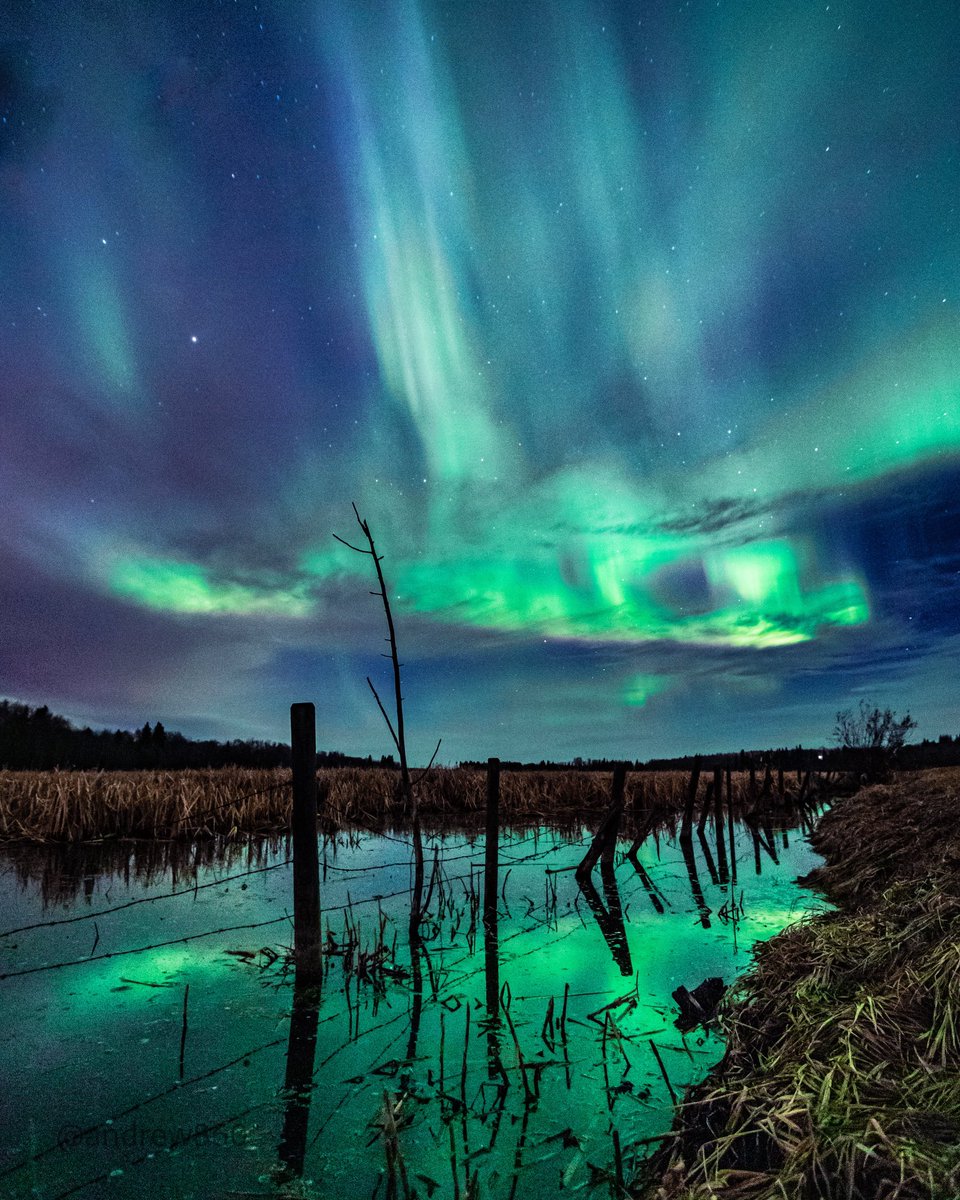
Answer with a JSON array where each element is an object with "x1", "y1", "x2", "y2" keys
[
  {"x1": 276, "y1": 982, "x2": 321, "y2": 1181},
  {"x1": 291, "y1": 703, "x2": 322, "y2": 982},
  {"x1": 484, "y1": 758, "x2": 501, "y2": 932}
]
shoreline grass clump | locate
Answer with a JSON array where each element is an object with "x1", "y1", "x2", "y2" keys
[{"x1": 636, "y1": 767, "x2": 960, "y2": 1200}]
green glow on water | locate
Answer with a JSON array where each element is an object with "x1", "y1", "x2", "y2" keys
[{"x1": 0, "y1": 819, "x2": 827, "y2": 1199}]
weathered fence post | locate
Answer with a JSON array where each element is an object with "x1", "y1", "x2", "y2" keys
[
  {"x1": 697, "y1": 779, "x2": 713, "y2": 835},
  {"x1": 577, "y1": 764, "x2": 625, "y2": 881},
  {"x1": 600, "y1": 764, "x2": 627, "y2": 869},
  {"x1": 484, "y1": 757, "x2": 501, "y2": 934},
  {"x1": 632, "y1": 774, "x2": 645, "y2": 818},
  {"x1": 713, "y1": 766, "x2": 729, "y2": 884},
  {"x1": 277, "y1": 981, "x2": 321, "y2": 1180},
  {"x1": 680, "y1": 758, "x2": 701, "y2": 844},
  {"x1": 726, "y1": 766, "x2": 737, "y2": 885},
  {"x1": 291, "y1": 702, "x2": 322, "y2": 982},
  {"x1": 483, "y1": 758, "x2": 504, "y2": 1080}
]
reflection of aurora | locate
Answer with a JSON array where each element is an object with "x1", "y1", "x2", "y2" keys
[{"x1": 0, "y1": 822, "x2": 829, "y2": 1198}]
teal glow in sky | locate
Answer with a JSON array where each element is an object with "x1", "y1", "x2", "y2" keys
[{"x1": 2, "y1": 0, "x2": 959, "y2": 759}]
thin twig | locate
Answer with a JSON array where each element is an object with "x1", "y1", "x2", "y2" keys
[
  {"x1": 367, "y1": 677, "x2": 401, "y2": 754},
  {"x1": 412, "y1": 739, "x2": 443, "y2": 785},
  {"x1": 332, "y1": 532, "x2": 372, "y2": 555}
]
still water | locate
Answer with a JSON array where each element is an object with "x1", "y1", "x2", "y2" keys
[{"x1": 0, "y1": 817, "x2": 827, "y2": 1199}]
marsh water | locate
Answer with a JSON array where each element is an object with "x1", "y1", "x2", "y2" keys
[{"x1": 0, "y1": 815, "x2": 828, "y2": 1199}]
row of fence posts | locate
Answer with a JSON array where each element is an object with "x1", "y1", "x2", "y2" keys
[
  {"x1": 289, "y1": 701, "x2": 506, "y2": 989},
  {"x1": 282, "y1": 704, "x2": 822, "y2": 1183},
  {"x1": 289, "y1": 716, "x2": 822, "y2": 986}
]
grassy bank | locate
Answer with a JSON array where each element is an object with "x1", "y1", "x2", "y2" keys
[
  {"x1": 637, "y1": 767, "x2": 960, "y2": 1200},
  {"x1": 0, "y1": 764, "x2": 818, "y2": 841}
]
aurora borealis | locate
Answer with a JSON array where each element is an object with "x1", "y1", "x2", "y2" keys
[{"x1": 2, "y1": 0, "x2": 959, "y2": 760}]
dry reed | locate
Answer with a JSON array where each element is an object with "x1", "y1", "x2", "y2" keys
[
  {"x1": 0, "y1": 767, "x2": 291, "y2": 842},
  {"x1": 0, "y1": 764, "x2": 820, "y2": 843}
]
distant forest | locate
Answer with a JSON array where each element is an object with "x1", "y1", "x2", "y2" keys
[
  {"x1": 2, "y1": 699, "x2": 959, "y2": 774},
  {"x1": 0, "y1": 701, "x2": 396, "y2": 771}
]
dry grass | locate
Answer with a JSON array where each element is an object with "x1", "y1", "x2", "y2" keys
[
  {"x1": 637, "y1": 768, "x2": 960, "y2": 1200},
  {"x1": 0, "y1": 764, "x2": 817, "y2": 842},
  {"x1": 0, "y1": 767, "x2": 292, "y2": 841}
]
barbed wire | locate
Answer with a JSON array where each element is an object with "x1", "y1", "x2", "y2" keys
[
  {"x1": 0, "y1": 866, "x2": 479, "y2": 981},
  {"x1": 5, "y1": 838, "x2": 519, "y2": 949},
  {"x1": 0, "y1": 912, "x2": 293, "y2": 981},
  {"x1": 0, "y1": 857, "x2": 294, "y2": 939},
  {"x1": 317, "y1": 830, "x2": 541, "y2": 875},
  {"x1": 0, "y1": 826, "x2": 678, "y2": 1198},
  {"x1": 149, "y1": 776, "x2": 292, "y2": 831},
  {"x1": 0, "y1": 832, "x2": 587, "y2": 983}
]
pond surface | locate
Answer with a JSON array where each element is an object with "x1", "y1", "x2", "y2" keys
[{"x1": 0, "y1": 816, "x2": 828, "y2": 1199}]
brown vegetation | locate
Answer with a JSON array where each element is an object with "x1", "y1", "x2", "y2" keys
[{"x1": 0, "y1": 764, "x2": 819, "y2": 842}]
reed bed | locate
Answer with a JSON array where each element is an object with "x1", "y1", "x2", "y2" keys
[
  {"x1": 0, "y1": 764, "x2": 818, "y2": 843},
  {"x1": 637, "y1": 767, "x2": 960, "y2": 1200},
  {"x1": 0, "y1": 767, "x2": 292, "y2": 842}
]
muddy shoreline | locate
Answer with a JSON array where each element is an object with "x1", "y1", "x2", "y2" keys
[{"x1": 636, "y1": 767, "x2": 960, "y2": 1200}]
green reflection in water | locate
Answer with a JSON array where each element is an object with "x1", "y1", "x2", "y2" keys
[{"x1": 0, "y1": 819, "x2": 827, "y2": 1199}]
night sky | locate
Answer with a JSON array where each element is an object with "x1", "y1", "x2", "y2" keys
[{"x1": 3, "y1": 0, "x2": 960, "y2": 763}]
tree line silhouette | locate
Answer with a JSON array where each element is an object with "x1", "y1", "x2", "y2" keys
[
  {"x1": 0, "y1": 701, "x2": 397, "y2": 771},
  {"x1": 3, "y1": 698, "x2": 958, "y2": 775}
]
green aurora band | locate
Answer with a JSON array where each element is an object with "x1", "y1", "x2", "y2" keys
[{"x1": 91, "y1": 0, "x2": 959, "y2": 720}]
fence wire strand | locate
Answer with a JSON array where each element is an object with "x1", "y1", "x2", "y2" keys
[{"x1": 0, "y1": 856, "x2": 294, "y2": 940}]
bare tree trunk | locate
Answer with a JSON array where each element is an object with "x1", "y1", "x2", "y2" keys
[{"x1": 334, "y1": 504, "x2": 425, "y2": 930}]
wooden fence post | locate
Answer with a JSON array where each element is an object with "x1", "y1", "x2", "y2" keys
[
  {"x1": 713, "y1": 766, "x2": 729, "y2": 884},
  {"x1": 600, "y1": 764, "x2": 627, "y2": 869},
  {"x1": 291, "y1": 702, "x2": 322, "y2": 983},
  {"x1": 726, "y1": 767, "x2": 737, "y2": 885},
  {"x1": 577, "y1": 765, "x2": 625, "y2": 882},
  {"x1": 483, "y1": 758, "x2": 501, "y2": 934},
  {"x1": 483, "y1": 758, "x2": 504, "y2": 1080},
  {"x1": 680, "y1": 758, "x2": 701, "y2": 844}
]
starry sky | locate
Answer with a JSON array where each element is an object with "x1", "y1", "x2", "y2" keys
[{"x1": 3, "y1": 0, "x2": 960, "y2": 764}]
